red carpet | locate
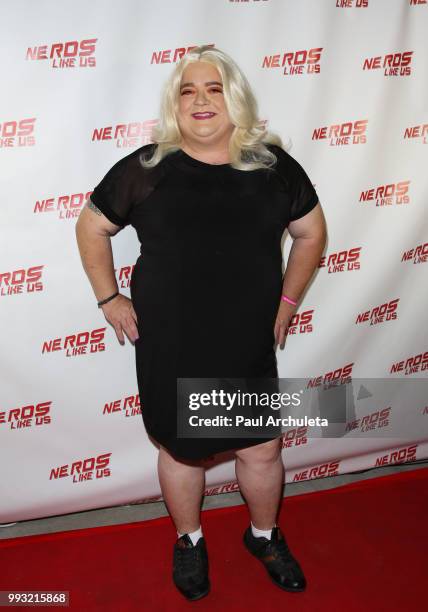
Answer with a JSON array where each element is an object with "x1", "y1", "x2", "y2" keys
[{"x1": 1, "y1": 467, "x2": 427, "y2": 611}]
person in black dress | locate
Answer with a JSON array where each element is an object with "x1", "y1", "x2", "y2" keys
[{"x1": 76, "y1": 45, "x2": 327, "y2": 601}]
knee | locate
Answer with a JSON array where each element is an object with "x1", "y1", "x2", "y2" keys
[
  {"x1": 235, "y1": 438, "x2": 282, "y2": 465},
  {"x1": 159, "y1": 445, "x2": 205, "y2": 469}
]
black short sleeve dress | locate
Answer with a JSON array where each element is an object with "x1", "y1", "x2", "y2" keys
[{"x1": 90, "y1": 143, "x2": 319, "y2": 460}]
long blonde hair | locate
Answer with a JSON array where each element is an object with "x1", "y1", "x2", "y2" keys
[{"x1": 140, "y1": 45, "x2": 283, "y2": 172}]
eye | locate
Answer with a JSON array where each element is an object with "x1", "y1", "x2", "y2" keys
[
  {"x1": 209, "y1": 87, "x2": 223, "y2": 93},
  {"x1": 180, "y1": 89, "x2": 193, "y2": 96}
]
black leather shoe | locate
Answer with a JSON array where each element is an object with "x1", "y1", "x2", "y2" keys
[
  {"x1": 172, "y1": 534, "x2": 210, "y2": 600},
  {"x1": 243, "y1": 525, "x2": 306, "y2": 592}
]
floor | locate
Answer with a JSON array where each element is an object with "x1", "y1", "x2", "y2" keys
[{"x1": 1, "y1": 460, "x2": 426, "y2": 539}]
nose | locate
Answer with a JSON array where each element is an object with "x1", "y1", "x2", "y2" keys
[{"x1": 194, "y1": 89, "x2": 209, "y2": 105}]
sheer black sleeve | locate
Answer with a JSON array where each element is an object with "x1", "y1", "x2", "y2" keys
[
  {"x1": 90, "y1": 148, "x2": 143, "y2": 228},
  {"x1": 269, "y1": 144, "x2": 320, "y2": 223}
]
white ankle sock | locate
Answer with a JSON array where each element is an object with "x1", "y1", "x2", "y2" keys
[
  {"x1": 177, "y1": 526, "x2": 203, "y2": 546},
  {"x1": 251, "y1": 521, "x2": 276, "y2": 540}
]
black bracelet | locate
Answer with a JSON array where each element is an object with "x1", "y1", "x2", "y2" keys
[{"x1": 97, "y1": 291, "x2": 119, "y2": 307}]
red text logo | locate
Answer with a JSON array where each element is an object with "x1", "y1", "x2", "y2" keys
[
  {"x1": 404, "y1": 124, "x2": 428, "y2": 142},
  {"x1": 319, "y1": 247, "x2": 361, "y2": 273},
  {"x1": 313, "y1": 120, "x2": 367, "y2": 146},
  {"x1": 355, "y1": 299, "x2": 399, "y2": 326},
  {"x1": 205, "y1": 482, "x2": 240, "y2": 495},
  {"x1": 150, "y1": 44, "x2": 215, "y2": 64},
  {"x1": 0, "y1": 265, "x2": 44, "y2": 297},
  {"x1": 42, "y1": 328, "x2": 106, "y2": 357},
  {"x1": 375, "y1": 444, "x2": 417, "y2": 466},
  {"x1": 34, "y1": 191, "x2": 92, "y2": 220},
  {"x1": 336, "y1": 0, "x2": 368, "y2": 7},
  {"x1": 92, "y1": 120, "x2": 157, "y2": 148},
  {"x1": 346, "y1": 407, "x2": 390, "y2": 433},
  {"x1": 390, "y1": 351, "x2": 428, "y2": 375},
  {"x1": 293, "y1": 460, "x2": 340, "y2": 481},
  {"x1": 103, "y1": 394, "x2": 141, "y2": 418},
  {"x1": 50, "y1": 453, "x2": 112, "y2": 482},
  {"x1": 0, "y1": 118, "x2": 36, "y2": 148},
  {"x1": 0, "y1": 401, "x2": 52, "y2": 430},
  {"x1": 286, "y1": 309, "x2": 314, "y2": 336},
  {"x1": 26, "y1": 39, "x2": 97, "y2": 69},
  {"x1": 363, "y1": 51, "x2": 413, "y2": 76},
  {"x1": 281, "y1": 426, "x2": 308, "y2": 448},
  {"x1": 116, "y1": 264, "x2": 136, "y2": 289},
  {"x1": 401, "y1": 242, "x2": 428, "y2": 264},
  {"x1": 360, "y1": 181, "x2": 410, "y2": 206},
  {"x1": 262, "y1": 48, "x2": 322, "y2": 75},
  {"x1": 308, "y1": 363, "x2": 354, "y2": 388}
]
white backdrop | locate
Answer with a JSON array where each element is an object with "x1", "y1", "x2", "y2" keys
[{"x1": 1, "y1": 0, "x2": 427, "y2": 523}]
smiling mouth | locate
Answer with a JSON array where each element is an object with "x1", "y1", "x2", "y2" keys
[{"x1": 192, "y1": 112, "x2": 216, "y2": 119}]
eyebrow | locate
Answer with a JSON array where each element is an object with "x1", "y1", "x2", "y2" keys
[{"x1": 180, "y1": 81, "x2": 223, "y2": 89}]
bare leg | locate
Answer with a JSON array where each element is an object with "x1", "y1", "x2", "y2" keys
[
  {"x1": 158, "y1": 445, "x2": 206, "y2": 534},
  {"x1": 234, "y1": 438, "x2": 283, "y2": 529}
]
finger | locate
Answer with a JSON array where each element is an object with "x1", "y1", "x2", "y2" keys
[
  {"x1": 277, "y1": 327, "x2": 283, "y2": 349},
  {"x1": 129, "y1": 305, "x2": 138, "y2": 324},
  {"x1": 278, "y1": 321, "x2": 288, "y2": 349},
  {"x1": 124, "y1": 312, "x2": 139, "y2": 336},
  {"x1": 120, "y1": 316, "x2": 139, "y2": 342},
  {"x1": 125, "y1": 320, "x2": 139, "y2": 342},
  {"x1": 114, "y1": 323, "x2": 125, "y2": 345},
  {"x1": 273, "y1": 326, "x2": 279, "y2": 350}
]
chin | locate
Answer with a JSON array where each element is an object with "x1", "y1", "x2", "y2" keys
[{"x1": 190, "y1": 129, "x2": 219, "y2": 139}]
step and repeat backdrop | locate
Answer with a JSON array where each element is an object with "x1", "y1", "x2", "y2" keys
[{"x1": 1, "y1": 0, "x2": 427, "y2": 523}]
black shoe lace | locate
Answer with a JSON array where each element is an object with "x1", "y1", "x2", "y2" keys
[
  {"x1": 275, "y1": 537, "x2": 291, "y2": 560},
  {"x1": 177, "y1": 546, "x2": 202, "y2": 574},
  {"x1": 266, "y1": 536, "x2": 294, "y2": 567}
]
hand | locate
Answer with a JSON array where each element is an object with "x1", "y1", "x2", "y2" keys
[
  {"x1": 100, "y1": 293, "x2": 139, "y2": 345},
  {"x1": 274, "y1": 301, "x2": 296, "y2": 350}
]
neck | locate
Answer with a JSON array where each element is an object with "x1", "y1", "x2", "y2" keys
[{"x1": 179, "y1": 139, "x2": 231, "y2": 164}]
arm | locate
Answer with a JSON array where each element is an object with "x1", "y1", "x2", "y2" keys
[
  {"x1": 75, "y1": 199, "x2": 139, "y2": 345},
  {"x1": 274, "y1": 202, "x2": 327, "y2": 349}
]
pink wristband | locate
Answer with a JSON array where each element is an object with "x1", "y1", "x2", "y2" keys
[{"x1": 281, "y1": 294, "x2": 297, "y2": 306}]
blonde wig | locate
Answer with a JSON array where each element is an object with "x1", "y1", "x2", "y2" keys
[{"x1": 140, "y1": 45, "x2": 283, "y2": 172}]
